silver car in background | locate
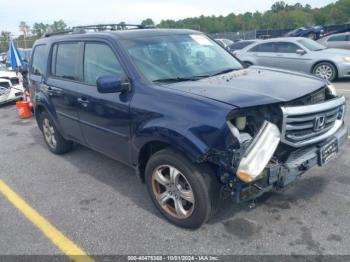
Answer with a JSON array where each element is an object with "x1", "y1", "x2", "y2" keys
[
  {"x1": 215, "y1": 38, "x2": 234, "y2": 49},
  {"x1": 236, "y1": 37, "x2": 350, "y2": 81},
  {"x1": 317, "y1": 32, "x2": 350, "y2": 50}
]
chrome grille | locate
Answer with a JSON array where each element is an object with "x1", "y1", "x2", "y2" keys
[
  {"x1": 287, "y1": 87, "x2": 326, "y2": 106},
  {"x1": 281, "y1": 96, "x2": 346, "y2": 147},
  {"x1": 10, "y1": 77, "x2": 19, "y2": 86},
  {"x1": 0, "y1": 87, "x2": 10, "y2": 96}
]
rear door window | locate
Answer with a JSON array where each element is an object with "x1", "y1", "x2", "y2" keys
[
  {"x1": 249, "y1": 43, "x2": 274, "y2": 52},
  {"x1": 275, "y1": 42, "x2": 299, "y2": 53},
  {"x1": 230, "y1": 41, "x2": 254, "y2": 50},
  {"x1": 328, "y1": 35, "x2": 347, "y2": 42},
  {"x1": 52, "y1": 42, "x2": 80, "y2": 80},
  {"x1": 83, "y1": 43, "x2": 125, "y2": 85},
  {"x1": 31, "y1": 45, "x2": 46, "y2": 76}
]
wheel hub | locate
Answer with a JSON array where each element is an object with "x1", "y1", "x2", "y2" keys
[
  {"x1": 42, "y1": 118, "x2": 57, "y2": 149},
  {"x1": 315, "y1": 65, "x2": 333, "y2": 80},
  {"x1": 151, "y1": 165, "x2": 195, "y2": 219}
]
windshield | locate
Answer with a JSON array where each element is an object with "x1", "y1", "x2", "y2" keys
[
  {"x1": 121, "y1": 34, "x2": 242, "y2": 82},
  {"x1": 297, "y1": 39, "x2": 326, "y2": 51}
]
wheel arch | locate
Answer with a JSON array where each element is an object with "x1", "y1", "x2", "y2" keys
[
  {"x1": 311, "y1": 60, "x2": 339, "y2": 77},
  {"x1": 134, "y1": 127, "x2": 212, "y2": 183},
  {"x1": 136, "y1": 139, "x2": 221, "y2": 185},
  {"x1": 34, "y1": 100, "x2": 64, "y2": 135}
]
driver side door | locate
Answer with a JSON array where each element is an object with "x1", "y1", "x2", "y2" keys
[
  {"x1": 272, "y1": 42, "x2": 311, "y2": 73},
  {"x1": 78, "y1": 41, "x2": 132, "y2": 164}
]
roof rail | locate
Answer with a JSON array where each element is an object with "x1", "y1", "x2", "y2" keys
[
  {"x1": 43, "y1": 23, "x2": 155, "y2": 37},
  {"x1": 43, "y1": 29, "x2": 73, "y2": 37},
  {"x1": 73, "y1": 23, "x2": 153, "y2": 30}
]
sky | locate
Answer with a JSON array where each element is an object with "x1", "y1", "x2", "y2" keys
[{"x1": 0, "y1": 0, "x2": 337, "y2": 35}]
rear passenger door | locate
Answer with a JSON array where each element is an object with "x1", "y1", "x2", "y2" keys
[
  {"x1": 46, "y1": 42, "x2": 85, "y2": 143},
  {"x1": 247, "y1": 43, "x2": 276, "y2": 67},
  {"x1": 77, "y1": 41, "x2": 132, "y2": 164}
]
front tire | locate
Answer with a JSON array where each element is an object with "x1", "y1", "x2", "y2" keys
[
  {"x1": 312, "y1": 62, "x2": 337, "y2": 82},
  {"x1": 39, "y1": 111, "x2": 73, "y2": 154},
  {"x1": 145, "y1": 148, "x2": 219, "y2": 229}
]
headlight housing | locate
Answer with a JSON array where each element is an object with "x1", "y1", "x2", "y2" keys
[
  {"x1": 236, "y1": 121, "x2": 280, "y2": 183},
  {"x1": 327, "y1": 82, "x2": 337, "y2": 96},
  {"x1": 343, "y1": 57, "x2": 350, "y2": 63}
]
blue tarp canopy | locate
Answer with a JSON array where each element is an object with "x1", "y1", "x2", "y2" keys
[{"x1": 8, "y1": 40, "x2": 23, "y2": 69}]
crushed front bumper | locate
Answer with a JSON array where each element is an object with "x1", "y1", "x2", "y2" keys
[{"x1": 235, "y1": 122, "x2": 348, "y2": 203}]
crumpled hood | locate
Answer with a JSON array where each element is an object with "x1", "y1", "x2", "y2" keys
[{"x1": 165, "y1": 67, "x2": 326, "y2": 108}]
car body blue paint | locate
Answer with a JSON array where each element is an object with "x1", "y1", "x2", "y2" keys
[{"x1": 29, "y1": 29, "x2": 326, "y2": 171}]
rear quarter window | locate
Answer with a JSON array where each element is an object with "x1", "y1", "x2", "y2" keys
[
  {"x1": 249, "y1": 43, "x2": 274, "y2": 52},
  {"x1": 31, "y1": 45, "x2": 46, "y2": 76}
]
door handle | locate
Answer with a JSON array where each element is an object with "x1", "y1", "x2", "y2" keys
[
  {"x1": 44, "y1": 85, "x2": 62, "y2": 96},
  {"x1": 77, "y1": 97, "x2": 89, "y2": 107}
]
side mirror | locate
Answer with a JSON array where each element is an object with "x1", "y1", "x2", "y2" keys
[
  {"x1": 296, "y1": 49, "x2": 306, "y2": 55},
  {"x1": 96, "y1": 75, "x2": 128, "y2": 93}
]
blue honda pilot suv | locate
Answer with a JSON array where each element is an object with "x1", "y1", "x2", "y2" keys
[{"x1": 29, "y1": 25, "x2": 348, "y2": 228}]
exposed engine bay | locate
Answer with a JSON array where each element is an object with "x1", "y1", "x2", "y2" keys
[{"x1": 203, "y1": 85, "x2": 347, "y2": 204}]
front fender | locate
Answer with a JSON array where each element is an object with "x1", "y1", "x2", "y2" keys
[{"x1": 132, "y1": 126, "x2": 209, "y2": 165}]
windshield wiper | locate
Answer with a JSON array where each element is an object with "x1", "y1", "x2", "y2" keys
[
  {"x1": 153, "y1": 75, "x2": 208, "y2": 83},
  {"x1": 209, "y1": 68, "x2": 239, "y2": 77},
  {"x1": 152, "y1": 68, "x2": 239, "y2": 83}
]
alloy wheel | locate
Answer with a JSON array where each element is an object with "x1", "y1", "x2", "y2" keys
[
  {"x1": 42, "y1": 118, "x2": 57, "y2": 149},
  {"x1": 314, "y1": 64, "x2": 333, "y2": 80},
  {"x1": 151, "y1": 165, "x2": 195, "y2": 219}
]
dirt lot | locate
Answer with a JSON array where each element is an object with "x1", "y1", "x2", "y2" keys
[{"x1": 0, "y1": 81, "x2": 349, "y2": 258}]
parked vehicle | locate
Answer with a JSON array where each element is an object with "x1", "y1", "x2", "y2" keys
[
  {"x1": 235, "y1": 37, "x2": 350, "y2": 82},
  {"x1": 0, "y1": 71, "x2": 21, "y2": 85},
  {"x1": 0, "y1": 53, "x2": 7, "y2": 63},
  {"x1": 323, "y1": 23, "x2": 350, "y2": 37},
  {"x1": 285, "y1": 26, "x2": 324, "y2": 40},
  {"x1": 318, "y1": 32, "x2": 350, "y2": 50},
  {"x1": 228, "y1": 40, "x2": 260, "y2": 53},
  {"x1": 0, "y1": 78, "x2": 23, "y2": 105},
  {"x1": 29, "y1": 25, "x2": 347, "y2": 228},
  {"x1": 215, "y1": 38, "x2": 234, "y2": 49}
]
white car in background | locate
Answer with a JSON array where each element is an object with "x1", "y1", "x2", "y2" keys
[{"x1": 0, "y1": 77, "x2": 24, "y2": 105}]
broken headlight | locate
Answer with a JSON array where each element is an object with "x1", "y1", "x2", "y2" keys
[{"x1": 236, "y1": 121, "x2": 281, "y2": 183}]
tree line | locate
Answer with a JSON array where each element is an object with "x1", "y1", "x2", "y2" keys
[
  {"x1": 1, "y1": 0, "x2": 349, "y2": 52},
  {"x1": 157, "y1": 0, "x2": 350, "y2": 32}
]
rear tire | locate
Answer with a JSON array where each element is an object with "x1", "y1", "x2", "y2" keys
[
  {"x1": 39, "y1": 111, "x2": 73, "y2": 154},
  {"x1": 145, "y1": 148, "x2": 219, "y2": 229},
  {"x1": 312, "y1": 62, "x2": 337, "y2": 82}
]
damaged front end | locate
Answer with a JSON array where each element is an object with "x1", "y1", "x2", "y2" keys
[{"x1": 205, "y1": 93, "x2": 348, "y2": 204}]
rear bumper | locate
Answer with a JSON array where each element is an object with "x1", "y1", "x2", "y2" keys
[{"x1": 237, "y1": 122, "x2": 348, "y2": 202}]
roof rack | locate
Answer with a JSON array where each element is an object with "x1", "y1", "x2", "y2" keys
[
  {"x1": 44, "y1": 23, "x2": 155, "y2": 37},
  {"x1": 43, "y1": 29, "x2": 74, "y2": 37}
]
